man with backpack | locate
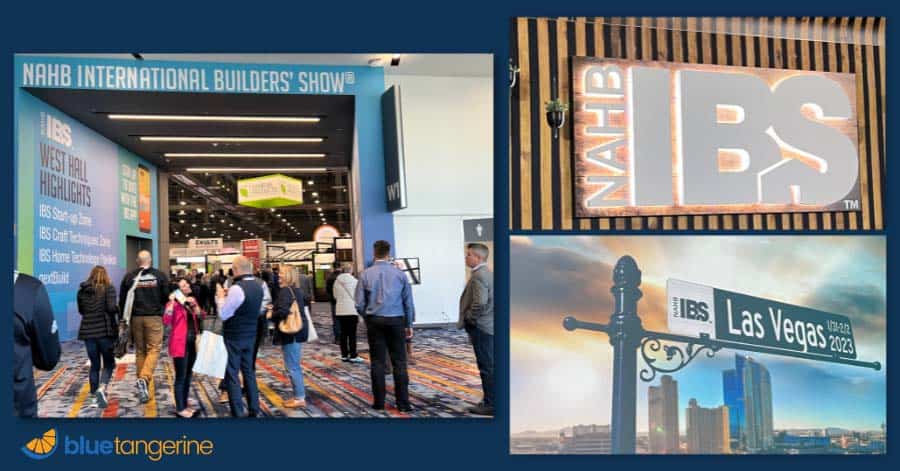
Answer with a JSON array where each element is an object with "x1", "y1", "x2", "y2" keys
[{"x1": 119, "y1": 250, "x2": 170, "y2": 404}]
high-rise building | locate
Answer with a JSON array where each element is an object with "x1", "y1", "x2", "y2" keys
[
  {"x1": 560, "y1": 425, "x2": 612, "y2": 454},
  {"x1": 722, "y1": 360, "x2": 745, "y2": 444},
  {"x1": 648, "y1": 374, "x2": 680, "y2": 453},
  {"x1": 685, "y1": 399, "x2": 731, "y2": 454},
  {"x1": 723, "y1": 354, "x2": 774, "y2": 451}
]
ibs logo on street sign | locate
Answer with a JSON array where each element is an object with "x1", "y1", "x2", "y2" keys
[
  {"x1": 667, "y1": 279, "x2": 715, "y2": 338},
  {"x1": 667, "y1": 279, "x2": 857, "y2": 359},
  {"x1": 572, "y1": 57, "x2": 861, "y2": 217}
]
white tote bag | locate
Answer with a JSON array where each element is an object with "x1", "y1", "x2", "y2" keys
[
  {"x1": 193, "y1": 330, "x2": 228, "y2": 379},
  {"x1": 304, "y1": 306, "x2": 319, "y2": 342},
  {"x1": 121, "y1": 269, "x2": 144, "y2": 325}
]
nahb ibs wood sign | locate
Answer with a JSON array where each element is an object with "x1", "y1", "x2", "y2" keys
[{"x1": 572, "y1": 57, "x2": 860, "y2": 217}]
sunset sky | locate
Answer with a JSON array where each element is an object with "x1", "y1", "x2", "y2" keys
[{"x1": 510, "y1": 235, "x2": 886, "y2": 435}]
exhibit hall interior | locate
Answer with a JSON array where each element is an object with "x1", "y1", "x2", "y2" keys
[{"x1": 14, "y1": 53, "x2": 494, "y2": 418}]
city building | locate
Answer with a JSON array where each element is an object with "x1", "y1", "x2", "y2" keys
[
  {"x1": 648, "y1": 374, "x2": 680, "y2": 453},
  {"x1": 560, "y1": 425, "x2": 612, "y2": 454},
  {"x1": 723, "y1": 354, "x2": 774, "y2": 451},
  {"x1": 774, "y1": 432, "x2": 831, "y2": 454},
  {"x1": 686, "y1": 399, "x2": 730, "y2": 454}
]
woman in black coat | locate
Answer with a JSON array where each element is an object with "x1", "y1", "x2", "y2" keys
[
  {"x1": 267, "y1": 267, "x2": 310, "y2": 408},
  {"x1": 76, "y1": 265, "x2": 119, "y2": 409}
]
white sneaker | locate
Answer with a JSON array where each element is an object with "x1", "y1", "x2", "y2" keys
[
  {"x1": 349, "y1": 357, "x2": 364, "y2": 363},
  {"x1": 95, "y1": 387, "x2": 109, "y2": 409},
  {"x1": 136, "y1": 378, "x2": 150, "y2": 403}
]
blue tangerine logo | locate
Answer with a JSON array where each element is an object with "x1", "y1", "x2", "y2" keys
[
  {"x1": 21, "y1": 428, "x2": 215, "y2": 461},
  {"x1": 21, "y1": 428, "x2": 58, "y2": 460}
]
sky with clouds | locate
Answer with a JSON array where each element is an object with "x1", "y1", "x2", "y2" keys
[{"x1": 510, "y1": 235, "x2": 886, "y2": 434}]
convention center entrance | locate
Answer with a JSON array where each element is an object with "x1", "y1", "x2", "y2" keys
[{"x1": 16, "y1": 54, "x2": 494, "y2": 419}]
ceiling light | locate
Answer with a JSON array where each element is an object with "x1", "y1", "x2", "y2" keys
[
  {"x1": 311, "y1": 192, "x2": 318, "y2": 197},
  {"x1": 195, "y1": 208, "x2": 203, "y2": 213},
  {"x1": 317, "y1": 208, "x2": 323, "y2": 212},
  {"x1": 174, "y1": 231, "x2": 179, "y2": 235},
  {"x1": 178, "y1": 209, "x2": 186, "y2": 216},
  {"x1": 179, "y1": 219, "x2": 185, "y2": 224},
  {"x1": 314, "y1": 199, "x2": 320, "y2": 204},
  {"x1": 186, "y1": 168, "x2": 328, "y2": 173},
  {"x1": 281, "y1": 218, "x2": 287, "y2": 222},
  {"x1": 229, "y1": 223, "x2": 234, "y2": 227},
  {"x1": 109, "y1": 114, "x2": 320, "y2": 123},
  {"x1": 191, "y1": 224, "x2": 197, "y2": 228},
  {"x1": 308, "y1": 180, "x2": 314, "y2": 185},
  {"x1": 141, "y1": 136, "x2": 324, "y2": 143},
  {"x1": 165, "y1": 153, "x2": 325, "y2": 158},
  {"x1": 179, "y1": 201, "x2": 186, "y2": 206}
]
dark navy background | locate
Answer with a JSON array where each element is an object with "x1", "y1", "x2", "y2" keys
[{"x1": 0, "y1": 1, "x2": 894, "y2": 469}]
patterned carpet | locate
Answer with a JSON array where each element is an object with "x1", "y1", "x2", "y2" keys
[{"x1": 34, "y1": 304, "x2": 486, "y2": 419}]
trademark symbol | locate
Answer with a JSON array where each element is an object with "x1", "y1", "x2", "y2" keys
[{"x1": 843, "y1": 199, "x2": 860, "y2": 210}]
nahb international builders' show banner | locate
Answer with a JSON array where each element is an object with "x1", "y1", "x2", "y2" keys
[
  {"x1": 15, "y1": 91, "x2": 159, "y2": 341},
  {"x1": 14, "y1": 54, "x2": 392, "y2": 266}
]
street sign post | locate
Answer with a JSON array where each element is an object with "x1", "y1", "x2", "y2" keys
[{"x1": 563, "y1": 256, "x2": 880, "y2": 454}]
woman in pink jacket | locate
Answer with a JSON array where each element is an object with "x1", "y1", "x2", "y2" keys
[{"x1": 163, "y1": 278, "x2": 205, "y2": 418}]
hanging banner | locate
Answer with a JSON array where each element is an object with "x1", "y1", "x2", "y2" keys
[
  {"x1": 188, "y1": 237, "x2": 223, "y2": 251},
  {"x1": 572, "y1": 57, "x2": 861, "y2": 217},
  {"x1": 237, "y1": 174, "x2": 303, "y2": 208},
  {"x1": 382, "y1": 85, "x2": 408, "y2": 211},
  {"x1": 241, "y1": 238, "x2": 265, "y2": 271}
]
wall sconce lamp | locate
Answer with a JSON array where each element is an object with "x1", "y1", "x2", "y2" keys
[
  {"x1": 509, "y1": 58, "x2": 520, "y2": 88},
  {"x1": 545, "y1": 98, "x2": 569, "y2": 139}
]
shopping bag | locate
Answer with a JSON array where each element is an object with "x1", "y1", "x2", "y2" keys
[
  {"x1": 304, "y1": 306, "x2": 319, "y2": 342},
  {"x1": 193, "y1": 330, "x2": 228, "y2": 379},
  {"x1": 113, "y1": 321, "x2": 131, "y2": 359}
]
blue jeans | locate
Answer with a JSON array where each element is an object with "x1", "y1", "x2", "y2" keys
[
  {"x1": 281, "y1": 342, "x2": 306, "y2": 400},
  {"x1": 84, "y1": 337, "x2": 115, "y2": 394},
  {"x1": 466, "y1": 326, "x2": 494, "y2": 407}
]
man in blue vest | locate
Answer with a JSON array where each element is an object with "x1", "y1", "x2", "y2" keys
[{"x1": 216, "y1": 256, "x2": 264, "y2": 418}]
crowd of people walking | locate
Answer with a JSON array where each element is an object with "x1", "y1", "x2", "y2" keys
[{"x1": 13, "y1": 240, "x2": 494, "y2": 418}]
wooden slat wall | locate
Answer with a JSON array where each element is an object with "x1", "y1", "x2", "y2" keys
[{"x1": 509, "y1": 17, "x2": 886, "y2": 232}]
